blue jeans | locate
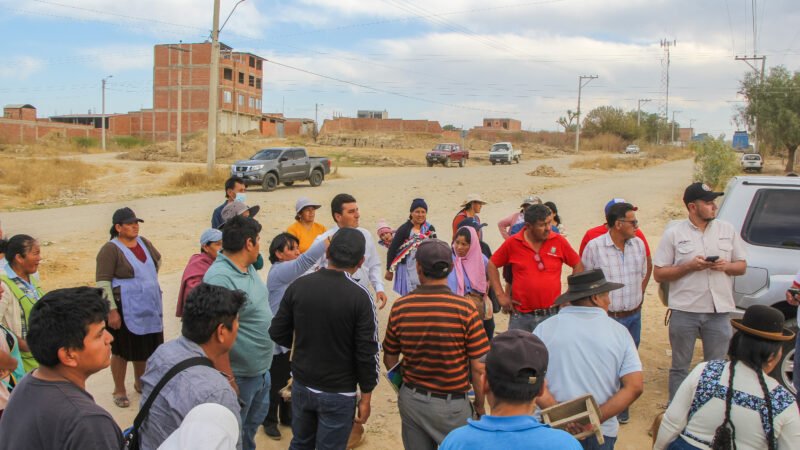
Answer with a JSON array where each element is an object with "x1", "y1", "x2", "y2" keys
[
  {"x1": 236, "y1": 371, "x2": 271, "y2": 450},
  {"x1": 611, "y1": 310, "x2": 641, "y2": 348},
  {"x1": 290, "y1": 381, "x2": 357, "y2": 450},
  {"x1": 580, "y1": 435, "x2": 616, "y2": 450},
  {"x1": 667, "y1": 436, "x2": 702, "y2": 449},
  {"x1": 508, "y1": 312, "x2": 551, "y2": 332}
]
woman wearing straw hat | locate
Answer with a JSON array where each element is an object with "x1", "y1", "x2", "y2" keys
[
  {"x1": 385, "y1": 198, "x2": 437, "y2": 296},
  {"x1": 451, "y1": 194, "x2": 486, "y2": 238},
  {"x1": 655, "y1": 305, "x2": 800, "y2": 450},
  {"x1": 286, "y1": 197, "x2": 326, "y2": 254},
  {"x1": 96, "y1": 207, "x2": 164, "y2": 408}
]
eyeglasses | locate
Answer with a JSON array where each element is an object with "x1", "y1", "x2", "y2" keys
[
  {"x1": 618, "y1": 219, "x2": 639, "y2": 227},
  {"x1": 533, "y1": 252, "x2": 545, "y2": 271}
]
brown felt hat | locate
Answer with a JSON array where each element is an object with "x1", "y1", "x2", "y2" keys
[{"x1": 731, "y1": 305, "x2": 795, "y2": 342}]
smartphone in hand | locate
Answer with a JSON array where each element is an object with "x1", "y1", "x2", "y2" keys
[{"x1": 704, "y1": 256, "x2": 720, "y2": 263}]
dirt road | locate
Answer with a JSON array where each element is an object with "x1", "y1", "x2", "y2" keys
[{"x1": 0, "y1": 155, "x2": 693, "y2": 449}]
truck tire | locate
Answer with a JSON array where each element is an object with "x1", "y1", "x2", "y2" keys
[
  {"x1": 769, "y1": 317, "x2": 797, "y2": 394},
  {"x1": 283, "y1": 181, "x2": 294, "y2": 186},
  {"x1": 444, "y1": 157, "x2": 451, "y2": 167},
  {"x1": 427, "y1": 160, "x2": 434, "y2": 167},
  {"x1": 491, "y1": 161, "x2": 496, "y2": 165},
  {"x1": 515, "y1": 156, "x2": 520, "y2": 164},
  {"x1": 458, "y1": 158, "x2": 464, "y2": 167},
  {"x1": 309, "y1": 169, "x2": 324, "y2": 187},
  {"x1": 262, "y1": 173, "x2": 278, "y2": 192}
]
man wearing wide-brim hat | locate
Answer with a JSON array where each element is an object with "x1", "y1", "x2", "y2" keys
[{"x1": 534, "y1": 269, "x2": 644, "y2": 449}]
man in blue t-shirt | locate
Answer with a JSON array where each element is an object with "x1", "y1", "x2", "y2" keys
[{"x1": 440, "y1": 330, "x2": 580, "y2": 450}]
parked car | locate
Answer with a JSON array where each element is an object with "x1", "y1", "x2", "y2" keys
[
  {"x1": 740, "y1": 153, "x2": 763, "y2": 172},
  {"x1": 489, "y1": 142, "x2": 521, "y2": 165},
  {"x1": 624, "y1": 144, "x2": 640, "y2": 154},
  {"x1": 231, "y1": 147, "x2": 331, "y2": 192},
  {"x1": 658, "y1": 176, "x2": 800, "y2": 393},
  {"x1": 426, "y1": 143, "x2": 469, "y2": 167}
]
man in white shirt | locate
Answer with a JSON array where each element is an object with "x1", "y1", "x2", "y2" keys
[
  {"x1": 653, "y1": 182, "x2": 747, "y2": 400},
  {"x1": 311, "y1": 193, "x2": 387, "y2": 309}
]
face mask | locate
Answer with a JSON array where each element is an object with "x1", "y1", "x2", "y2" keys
[{"x1": 235, "y1": 193, "x2": 247, "y2": 203}]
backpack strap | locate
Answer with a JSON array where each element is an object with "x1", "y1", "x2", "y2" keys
[{"x1": 125, "y1": 356, "x2": 213, "y2": 449}]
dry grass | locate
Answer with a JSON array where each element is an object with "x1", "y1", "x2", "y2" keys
[
  {"x1": 169, "y1": 167, "x2": 230, "y2": 190},
  {"x1": 0, "y1": 157, "x2": 101, "y2": 207},
  {"x1": 570, "y1": 156, "x2": 656, "y2": 170},
  {"x1": 142, "y1": 164, "x2": 167, "y2": 174}
]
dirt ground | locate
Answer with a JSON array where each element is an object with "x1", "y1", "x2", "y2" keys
[{"x1": 1, "y1": 153, "x2": 702, "y2": 449}]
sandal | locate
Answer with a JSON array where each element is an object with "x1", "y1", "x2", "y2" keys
[{"x1": 113, "y1": 393, "x2": 130, "y2": 408}]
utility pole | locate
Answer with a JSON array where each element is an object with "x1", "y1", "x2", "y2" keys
[
  {"x1": 671, "y1": 110, "x2": 681, "y2": 143},
  {"x1": 206, "y1": 0, "x2": 221, "y2": 175},
  {"x1": 637, "y1": 98, "x2": 651, "y2": 127},
  {"x1": 168, "y1": 44, "x2": 191, "y2": 158},
  {"x1": 101, "y1": 75, "x2": 113, "y2": 151},
  {"x1": 735, "y1": 55, "x2": 766, "y2": 152},
  {"x1": 575, "y1": 75, "x2": 598, "y2": 152},
  {"x1": 314, "y1": 103, "x2": 323, "y2": 141},
  {"x1": 659, "y1": 39, "x2": 676, "y2": 144},
  {"x1": 689, "y1": 118, "x2": 696, "y2": 138}
]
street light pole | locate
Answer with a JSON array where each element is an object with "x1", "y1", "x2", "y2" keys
[
  {"x1": 637, "y1": 99, "x2": 651, "y2": 127},
  {"x1": 101, "y1": 75, "x2": 113, "y2": 151},
  {"x1": 671, "y1": 110, "x2": 681, "y2": 143},
  {"x1": 206, "y1": 0, "x2": 221, "y2": 175},
  {"x1": 575, "y1": 75, "x2": 598, "y2": 153}
]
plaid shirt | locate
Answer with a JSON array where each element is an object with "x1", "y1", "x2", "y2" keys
[{"x1": 581, "y1": 233, "x2": 647, "y2": 312}]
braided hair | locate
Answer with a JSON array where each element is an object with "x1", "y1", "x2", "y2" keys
[{"x1": 711, "y1": 333, "x2": 780, "y2": 450}]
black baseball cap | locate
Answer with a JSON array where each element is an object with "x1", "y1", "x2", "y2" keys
[
  {"x1": 483, "y1": 330, "x2": 548, "y2": 392},
  {"x1": 415, "y1": 239, "x2": 453, "y2": 276},
  {"x1": 329, "y1": 228, "x2": 366, "y2": 263},
  {"x1": 683, "y1": 182, "x2": 724, "y2": 204},
  {"x1": 112, "y1": 207, "x2": 144, "y2": 225}
]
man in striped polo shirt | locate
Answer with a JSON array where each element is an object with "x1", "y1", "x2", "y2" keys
[{"x1": 383, "y1": 239, "x2": 490, "y2": 450}]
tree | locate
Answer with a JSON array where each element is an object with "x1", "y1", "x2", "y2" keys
[
  {"x1": 740, "y1": 66, "x2": 800, "y2": 172},
  {"x1": 693, "y1": 138, "x2": 740, "y2": 190},
  {"x1": 581, "y1": 106, "x2": 638, "y2": 140},
  {"x1": 442, "y1": 124, "x2": 459, "y2": 131},
  {"x1": 556, "y1": 110, "x2": 578, "y2": 132}
]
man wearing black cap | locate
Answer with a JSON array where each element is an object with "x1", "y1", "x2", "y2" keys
[
  {"x1": 383, "y1": 239, "x2": 490, "y2": 450},
  {"x1": 439, "y1": 330, "x2": 580, "y2": 449},
  {"x1": 269, "y1": 228, "x2": 380, "y2": 450},
  {"x1": 533, "y1": 269, "x2": 643, "y2": 449},
  {"x1": 653, "y1": 182, "x2": 747, "y2": 400}
]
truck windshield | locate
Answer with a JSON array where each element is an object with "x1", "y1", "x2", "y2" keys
[
  {"x1": 491, "y1": 144, "x2": 509, "y2": 152},
  {"x1": 250, "y1": 149, "x2": 283, "y2": 160}
]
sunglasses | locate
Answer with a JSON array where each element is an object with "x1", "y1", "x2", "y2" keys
[
  {"x1": 533, "y1": 252, "x2": 545, "y2": 271},
  {"x1": 618, "y1": 219, "x2": 639, "y2": 227}
]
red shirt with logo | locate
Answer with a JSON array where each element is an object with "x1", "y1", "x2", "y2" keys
[
  {"x1": 490, "y1": 231, "x2": 580, "y2": 312},
  {"x1": 579, "y1": 225, "x2": 651, "y2": 257}
]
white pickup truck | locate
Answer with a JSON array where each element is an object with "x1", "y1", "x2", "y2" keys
[{"x1": 489, "y1": 142, "x2": 521, "y2": 165}]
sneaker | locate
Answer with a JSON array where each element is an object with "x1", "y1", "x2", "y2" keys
[
  {"x1": 618, "y1": 409, "x2": 630, "y2": 424},
  {"x1": 264, "y1": 422, "x2": 281, "y2": 440}
]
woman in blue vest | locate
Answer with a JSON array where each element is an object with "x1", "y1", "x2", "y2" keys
[
  {"x1": 96, "y1": 207, "x2": 163, "y2": 408},
  {"x1": 0, "y1": 234, "x2": 44, "y2": 374}
]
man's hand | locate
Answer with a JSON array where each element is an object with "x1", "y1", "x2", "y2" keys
[
  {"x1": 384, "y1": 270, "x2": 393, "y2": 282},
  {"x1": 787, "y1": 289, "x2": 800, "y2": 306},
  {"x1": 686, "y1": 256, "x2": 714, "y2": 272},
  {"x1": 473, "y1": 401, "x2": 486, "y2": 418},
  {"x1": 565, "y1": 421, "x2": 595, "y2": 439},
  {"x1": 107, "y1": 309, "x2": 122, "y2": 330},
  {"x1": 709, "y1": 258, "x2": 730, "y2": 272},
  {"x1": 497, "y1": 292, "x2": 515, "y2": 314},
  {"x1": 354, "y1": 392, "x2": 372, "y2": 424},
  {"x1": 375, "y1": 291, "x2": 388, "y2": 310}
]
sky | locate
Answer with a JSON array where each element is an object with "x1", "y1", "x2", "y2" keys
[{"x1": 1, "y1": 0, "x2": 798, "y2": 137}]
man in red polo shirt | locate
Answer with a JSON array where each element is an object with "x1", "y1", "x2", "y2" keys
[
  {"x1": 579, "y1": 199, "x2": 653, "y2": 291},
  {"x1": 488, "y1": 204, "x2": 583, "y2": 332}
]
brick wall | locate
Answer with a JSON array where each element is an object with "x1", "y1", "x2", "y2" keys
[
  {"x1": 320, "y1": 118, "x2": 442, "y2": 134},
  {"x1": 0, "y1": 118, "x2": 100, "y2": 144}
]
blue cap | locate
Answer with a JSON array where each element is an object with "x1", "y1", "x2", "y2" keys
[
  {"x1": 604, "y1": 198, "x2": 627, "y2": 215},
  {"x1": 200, "y1": 228, "x2": 223, "y2": 246}
]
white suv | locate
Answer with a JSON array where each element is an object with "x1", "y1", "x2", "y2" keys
[
  {"x1": 740, "y1": 153, "x2": 763, "y2": 172},
  {"x1": 624, "y1": 144, "x2": 640, "y2": 154}
]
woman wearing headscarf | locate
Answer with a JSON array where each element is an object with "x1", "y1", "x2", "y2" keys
[
  {"x1": 385, "y1": 198, "x2": 437, "y2": 296},
  {"x1": 96, "y1": 207, "x2": 164, "y2": 408},
  {"x1": 451, "y1": 194, "x2": 486, "y2": 237},
  {"x1": 0, "y1": 234, "x2": 44, "y2": 373},
  {"x1": 176, "y1": 228, "x2": 222, "y2": 317},
  {"x1": 654, "y1": 305, "x2": 800, "y2": 450},
  {"x1": 447, "y1": 226, "x2": 494, "y2": 339},
  {"x1": 286, "y1": 197, "x2": 326, "y2": 253}
]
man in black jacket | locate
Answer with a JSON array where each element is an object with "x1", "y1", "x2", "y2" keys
[{"x1": 269, "y1": 227, "x2": 380, "y2": 450}]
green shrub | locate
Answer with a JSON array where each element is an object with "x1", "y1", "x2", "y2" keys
[
  {"x1": 692, "y1": 138, "x2": 740, "y2": 189},
  {"x1": 72, "y1": 136, "x2": 98, "y2": 149},
  {"x1": 113, "y1": 136, "x2": 147, "y2": 149}
]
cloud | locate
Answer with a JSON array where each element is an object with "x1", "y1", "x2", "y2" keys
[
  {"x1": 77, "y1": 45, "x2": 153, "y2": 72},
  {"x1": 0, "y1": 56, "x2": 44, "y2": 80}
]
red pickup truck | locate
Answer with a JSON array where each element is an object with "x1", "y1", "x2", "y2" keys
[{"x1": 425, "y1": 143, "x2": 469, "y2": 167}]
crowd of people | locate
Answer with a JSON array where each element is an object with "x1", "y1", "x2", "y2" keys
[{"x1": 0, "y1": 176, "x2": 798, "y2": 450}]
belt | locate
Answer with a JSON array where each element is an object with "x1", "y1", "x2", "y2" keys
[
  {"x1": 405, "y1": 383, "x2": 467, "y2": 400},
  {"x1": 518, "y1": 306, "x2": 559, "y2": 317},
  {"x1": 608, "y1": 304, "x2": 642, "y2": 319}
]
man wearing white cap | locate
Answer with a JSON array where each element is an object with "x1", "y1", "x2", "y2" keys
[
  {"x1": 176, "y1": 228, "x2": 223, "y2": 317},
  {"x1": 497, "y1": 195, "x2": 542, "y2": 240}
]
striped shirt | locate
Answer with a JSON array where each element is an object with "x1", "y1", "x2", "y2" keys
[
  {"x1": 383, "y1": 284, "x2": 489, "y2": 393},
  {"x1": 581, "y1": 232, "x2": 647, "y2": 312}
]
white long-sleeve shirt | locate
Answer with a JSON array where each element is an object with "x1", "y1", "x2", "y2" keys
[
  {"x1": 310, "y1": 226, "x2": 385, "y2": 294},
  {"x1": 655, "y1": 361, "x2": 800, "y2": 450}
]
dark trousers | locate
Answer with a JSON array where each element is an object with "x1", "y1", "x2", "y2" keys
[
  {"x1": 580, "y1": 435, "x2": 617, "y2": 450},
  {"x1": 265, "y1": 352, "x2": 292, "y2": 426},
  {"x1": 289, "y1": 381, "x2": 356, "y2": 450},
  {"x1": 482, "y1": 317, "x2": 495, "y2": 340}
]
